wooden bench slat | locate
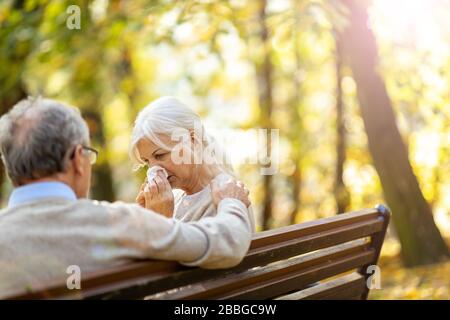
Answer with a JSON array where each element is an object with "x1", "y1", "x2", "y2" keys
[
  {"x1": 250, "y1": 208, "x2": 380, "y2": 249},
  {"x1": 49, "y1": 208, "x2": 383, "y2": 293},
  {"x1": 85, "y1": 218, "x2": 382, "y2": 299},
  {"x1": 275, "y1": 272, "x2": 365, "y2": 300},
  {"x1": 144, "y1": 239, "x2": 374, "y2": 300},
  {"x1": 214, "y1": 249, "x2": 375, "y2": 300},
  {"x1": 247, "y1": 218, "x2": 383, "y2": 263}
]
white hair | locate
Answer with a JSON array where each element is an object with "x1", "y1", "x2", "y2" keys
[{"x1": 130, "y1": 96, "x2": 234, "y2": 174}]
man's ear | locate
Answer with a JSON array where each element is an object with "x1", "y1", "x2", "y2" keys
[{"x1": 72, "y1": 145, "x2": 85, "y2": 176}]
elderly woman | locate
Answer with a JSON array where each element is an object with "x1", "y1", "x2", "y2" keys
[{"x1": 130, "y1": 97, "x2": 255, "y2": 231}]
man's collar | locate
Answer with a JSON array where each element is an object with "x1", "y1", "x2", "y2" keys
[{"x1": 8, "y1": 181, "x2": 77, "y2": 208}]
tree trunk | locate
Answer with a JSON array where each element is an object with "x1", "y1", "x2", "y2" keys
[
  {"x1": 255, "y1": 0, "x2": 274, "y2": 230},
  {"x1": 0, "y1": 0, "x2": 37, "y2": 202},
  {"x1": 290, "y1": 7, "x2": 304, "y2": 225},
  {"x1": 334, "y1": 34, "x2": 350, "y2": 214},
  {"x1": 290, "y1": 164, "x2": 302, "y2": 224},
  {"x1": 82, "y1": 111, "x2": 116, "y2": 202},
  {"x1": 340, "y1": 0, "x2": 449, "y2": 266}
]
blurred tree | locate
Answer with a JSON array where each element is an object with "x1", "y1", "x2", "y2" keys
[
  {"x1": 255, "y1": 0, "x2": 274, "y2": 230},
  {"x1": 0, "y1": 0, "x2": 118, "y2": 201},
  {"x1": 333, "y1": 31, "x2": 350, "y2": 214},
  {"x1": 0, "y1": 0, "x2": 45, "y2": 201},
  {"x1": 83, "y1": 111, "x2": 115, "y2": 201},
  {"x1": 0, "y1": 0, "x2": 448, "y2": 244},
  {"x1": 289, "y1": 1, "x2": 305, "y2": 224},
  {"x1": 339, "y1": 0, "x2": 449, "y2": 266}
]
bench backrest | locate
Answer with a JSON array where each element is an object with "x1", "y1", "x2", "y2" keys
[{"x1": 9, "y1": 205, "x2": 390, "y2": 300}]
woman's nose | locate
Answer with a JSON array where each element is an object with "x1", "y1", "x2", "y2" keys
[
  {"x1": 147, "y1": 160, "x2": 158, "y2": 168},
  {"x1": 148, "y1": 159, "x2": 165, "y2": 169}
]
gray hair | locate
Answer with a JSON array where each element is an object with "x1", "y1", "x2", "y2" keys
[{"x1": 0, "y1": 97, "x2": 89, "y2": 185}]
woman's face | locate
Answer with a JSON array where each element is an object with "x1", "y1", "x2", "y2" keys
[{"x1": 136, "y1": 134, "x2": 200, "y2": 191}]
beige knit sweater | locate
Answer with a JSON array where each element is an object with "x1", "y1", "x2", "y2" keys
[{"x1": 0, "y1": 197, "x2": 251, "y2": 299}]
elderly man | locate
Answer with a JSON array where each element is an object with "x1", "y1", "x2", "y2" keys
[{"x1": 0, "y1": 97, "x2": 252, "y2": 299}]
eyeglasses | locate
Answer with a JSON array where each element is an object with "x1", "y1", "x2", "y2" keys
[
  {"x1": 70, "y1": 145, "x2": 99, "y2": 165},
  {"x1": 81, "y1": 146, "x2": 99, "y2": 165}
]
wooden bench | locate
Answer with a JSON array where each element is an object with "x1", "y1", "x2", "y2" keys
[{"x1": 8, "y1": 205, "x2": 390, "y2": 300}]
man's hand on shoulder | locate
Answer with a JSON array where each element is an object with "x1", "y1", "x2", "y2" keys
[{"x1": 210, "y1": 175, "x2": 251, "y2": 208}]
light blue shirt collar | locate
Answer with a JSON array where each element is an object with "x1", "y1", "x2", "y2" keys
[{"x1": 8, "y1": 181, "x2": 77, "y2": 208}]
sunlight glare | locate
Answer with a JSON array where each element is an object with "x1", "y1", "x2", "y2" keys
[{"x1": 370, "y1": 0, "x2": 446, "y2": 53}]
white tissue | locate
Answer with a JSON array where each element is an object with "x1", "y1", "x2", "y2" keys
[{"x1": 146, "y1": 165, "x2": 168, "y2": 182}]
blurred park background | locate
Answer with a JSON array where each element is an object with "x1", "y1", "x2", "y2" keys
[{"x1": 0, "y1": 0, "x2": 449, "y2": 299}]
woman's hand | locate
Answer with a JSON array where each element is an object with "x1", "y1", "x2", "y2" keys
[{"x1": 136, "y1": 171, "x2": 174, "y2": 218}]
